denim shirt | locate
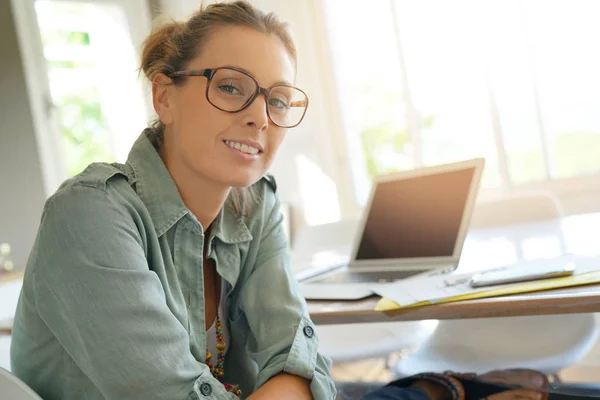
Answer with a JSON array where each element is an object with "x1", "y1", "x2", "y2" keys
[{"x1": 10, "y1": 131, "x2": 336, "y2": 400}]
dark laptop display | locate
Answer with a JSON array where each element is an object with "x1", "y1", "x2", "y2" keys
[
  {"x1": 355, "y1": 167, "x2": 476, "y2": 260},
  {"x1": 300, "y1": 158, "x2": 484, "y2": 299}
]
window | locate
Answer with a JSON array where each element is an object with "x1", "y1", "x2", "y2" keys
[
  {"x1": 33, "y1": 0, "x2": 149, "y2": 177},
  {"x1": 323, "y1": 0, "x2": 600, "y2": 209}
]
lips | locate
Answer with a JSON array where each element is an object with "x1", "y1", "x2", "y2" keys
[{"x1": 223, "y1": 140, "x2": 263, "y2": 155}]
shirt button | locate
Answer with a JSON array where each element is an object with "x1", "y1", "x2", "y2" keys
[
  {"x1": 200, "y1": 382, "x2": 212, "y2": 396},
  {"x1": 303, "y1": 325, "x2": 314, "y2": 338}
]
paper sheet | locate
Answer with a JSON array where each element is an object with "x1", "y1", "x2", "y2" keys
[{"x1": 373, "y1": 255, "x2": 600, "y2": 311}]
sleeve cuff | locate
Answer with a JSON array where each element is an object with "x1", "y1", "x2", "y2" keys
[
  {"x1": 284, "y1": 316, "x2": 319, "y2": 378},
  {"x1": 254, "y1": 316, "x2": 318, "y2": 388},
  {"x1": 189, "y1": 371, "x2": 239, "y2": 400},
  {"x1": 254, "y1": 317, "x2": 337, "y2": 399}
]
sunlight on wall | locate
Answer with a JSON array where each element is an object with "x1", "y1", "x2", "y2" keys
[
  {"x1": 296, "y1": 154, "x2": 341, "y2": 226},
  {"x1": 89, "y1": 4, "x2": 148, "y2": 162}
]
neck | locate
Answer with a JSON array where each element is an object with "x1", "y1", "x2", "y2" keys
[{"x1": 160, "y1": 139, "x2": 230, "y2": 232}]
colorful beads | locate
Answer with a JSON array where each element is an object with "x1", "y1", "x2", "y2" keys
[
  {"x1": 205, "y1": 314, "x2": 241, "y2": 397},
  {"x1": 224, "y1": 383, "x2": 243, "y2": 396}
]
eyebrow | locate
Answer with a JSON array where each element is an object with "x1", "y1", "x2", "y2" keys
[{"x1": 222, "y1": 64, "x2": 294, "y2": 87}]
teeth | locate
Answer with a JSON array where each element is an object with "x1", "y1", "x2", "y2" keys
[{"x1": 225, "y1": 140, "x2": 259, "y2": 155}]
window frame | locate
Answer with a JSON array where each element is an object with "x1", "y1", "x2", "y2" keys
[
  {"x1": 320, "y1": 0, "x2": 600, "y2": 217},
  {"x1": 11, "y1": 0, "x2": 153, "y2": 195}
]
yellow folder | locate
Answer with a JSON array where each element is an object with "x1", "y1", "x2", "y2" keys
[{"x1": 375, "y1": 270, "x2": 600, "y2": 312}]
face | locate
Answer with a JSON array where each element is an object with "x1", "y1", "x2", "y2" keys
[{"x1": 153, "y1": 26, "x2": 297, "y2": 189}]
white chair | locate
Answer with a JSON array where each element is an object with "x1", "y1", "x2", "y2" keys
[
  {"x1": 394, "y1": 314, "x2": 599, "y2": 377},
  {"x1": 469, "y1": 191, "x2": 567, "y2": 260},
  {"x1": 317, "y1": 320, "x2": 439, "y2": 363},
  {"x1": 292, "y1": 220, "x2": 439, "y2": 367},
  {"x1": 469, "y1": 191, "x2": 566, "y2": 229},
  {"x1": 395, "y1": 191, "x2": 599, "y2": 379},
  {"x1": 0, "y1": 367, "x2": 42, "y2": 399}
]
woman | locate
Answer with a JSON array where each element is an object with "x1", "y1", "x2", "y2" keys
[{"x1": 11, "y1": 2, "x2": 550, "y2": 399}]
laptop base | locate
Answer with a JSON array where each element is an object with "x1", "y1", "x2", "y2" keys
[
  {"x1": 307, "y1": 269, "x2": 424, "y2": 284},
  {"x1": 300, "y1": 282, "x2": 376, "y2": 300}
]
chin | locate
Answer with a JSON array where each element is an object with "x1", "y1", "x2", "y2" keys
[{"x1": 223, "y1": 171, "x2": 262, "y2": 188}]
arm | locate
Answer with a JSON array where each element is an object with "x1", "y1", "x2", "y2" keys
[
  {"x1": 248, "y1": 373, "x2": 311, "y2": 400},
  {"x1": 32, "y1": 185, "x2": 236, "y2": 399},
  {"x1": 238, "y1": 182, "x2": 336, "y2": 400}
]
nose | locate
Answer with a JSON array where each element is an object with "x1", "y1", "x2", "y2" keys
[{"x1": 242, "y1": 93, "x2": 269, "y2": 131}]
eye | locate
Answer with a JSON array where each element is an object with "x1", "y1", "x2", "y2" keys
[
  {"x1": 268, "y1": 97, "x2": 289, "y2": 109},
  {"x1": 217, "y1": 84, "x2": 242, "y2": 95}
]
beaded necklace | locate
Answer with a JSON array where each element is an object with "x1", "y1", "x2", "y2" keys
[{"x1": 205, "y1": 273, "x2": 242, "y2": 397}]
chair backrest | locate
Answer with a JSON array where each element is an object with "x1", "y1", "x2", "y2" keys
[
  {"x1": 471, "y1": 191, "x2": 564, "y2": 229},
  {"x1": 0, "y1": 368, "x2": 42, "y2": 399}
]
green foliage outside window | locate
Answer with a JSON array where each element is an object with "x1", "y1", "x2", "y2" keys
[
  {"x1": 41, "y1": 24, "x2": 114, "y2": 176},
  {"x1": 358, "y1": 83, "x2": 600, "y2": 184},
  {"x1": 57, "y1": 91, "x2": 114, "y2": 176},
  {"x1": 358, "y1": 82, "x2": 434, "y2": 179}
]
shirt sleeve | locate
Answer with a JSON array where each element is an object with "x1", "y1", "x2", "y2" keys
[
  {"x1": 31, "y1": 185, "x2": 237, "y2": 400},
  {"x1": 239, "y1": 184, "x2": 337, "y2": 400}
]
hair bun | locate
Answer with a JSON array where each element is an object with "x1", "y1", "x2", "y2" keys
[{"x1": 151, "y1": 13, "x2": 180, "y2": 32}]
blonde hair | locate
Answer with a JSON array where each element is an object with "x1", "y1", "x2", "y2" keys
[{"x1": 140, "y1": 1, "x2": 297, "y2": 216}]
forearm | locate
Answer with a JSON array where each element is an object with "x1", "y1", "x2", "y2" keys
[{"x1": 248, "y1": 373, "x2": 312, "y2": 400}]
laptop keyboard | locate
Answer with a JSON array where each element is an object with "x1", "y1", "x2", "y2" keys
[{"x1": 309, "y1": 270, "x2": 424, "y2": 284}]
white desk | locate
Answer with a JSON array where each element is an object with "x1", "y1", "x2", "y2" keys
[{"x1": 307, "y1": 213, "x2": 600, "y2": 325}]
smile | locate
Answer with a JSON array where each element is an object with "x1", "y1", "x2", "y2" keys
[{"x1": 224, "y1": 140, "x2": 262, "y2": 155}]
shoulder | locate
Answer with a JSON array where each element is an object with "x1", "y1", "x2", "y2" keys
[
  {"x1": 51, "y1": 162, "x2": 137, "y2": 203},
  {"x1": 44, "y1": 162, "x2": 139, "y2": 223},
  {"x1": 249, "y1": 173, "x2": 281, "y2": 221},
  {"x1": 28, "y1": 164, "x2": 148, "y2": 280},
  {"x1": 58, "y1": 162, "x2": 133, "y2": 193}
]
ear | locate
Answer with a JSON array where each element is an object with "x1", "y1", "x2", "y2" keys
[{"x1": 152, "y1": 73, "x2": 175, "y2": 125}]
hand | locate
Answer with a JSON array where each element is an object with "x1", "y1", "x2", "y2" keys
[
  {"x1": 410, "y1": 380, "x2": 449, "y2": 400},
  {"x1": 483, "y1": 389, "x2": 544, "y2": 400},
  {"x1": 478, "y1": 369, "x2": 547, "y2": 390}
]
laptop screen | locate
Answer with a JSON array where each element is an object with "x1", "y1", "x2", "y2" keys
[{"x1": 355, "y1": 166, "x2": 476, "y2": 260}]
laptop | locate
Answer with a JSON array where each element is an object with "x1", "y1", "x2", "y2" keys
[{"x1": 299, "y1": 158, "x2": 485, "y2": 300}]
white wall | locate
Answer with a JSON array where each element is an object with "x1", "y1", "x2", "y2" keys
[{"x1": 0, "y1": 0, "x2": 48, "y2": 269}]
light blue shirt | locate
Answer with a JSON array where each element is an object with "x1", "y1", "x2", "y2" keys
[{"x1": 11, "y1": 130, "x2": 336, "y2": 399}]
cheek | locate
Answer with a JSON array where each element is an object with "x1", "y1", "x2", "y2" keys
[
  {"x1": 177, "y1": 97, "x2": 225, "y2": 143},
  {"x1": 177, "y1": 94, "x2": 209, "y2": 126}
]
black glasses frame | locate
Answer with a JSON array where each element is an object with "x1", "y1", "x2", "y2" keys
[{"x1": 170, "y1": 66, "x2": 309, "y2": 128}]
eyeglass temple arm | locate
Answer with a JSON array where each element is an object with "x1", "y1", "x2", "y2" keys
[{"x1": 170, "y1": 69, "x2": 213, "y2": 78}]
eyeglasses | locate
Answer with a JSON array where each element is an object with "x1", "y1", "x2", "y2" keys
[{"x1": 170, "y1": 67, "x2": 309, "y2": 128}]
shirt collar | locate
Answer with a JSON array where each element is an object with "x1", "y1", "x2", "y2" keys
[
  {"x1": 210, "y1": 206, "x2": 253, "y2": 244},
  {"x1": 126, "y1": 130, "x2": 252, "y2": 244}
]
